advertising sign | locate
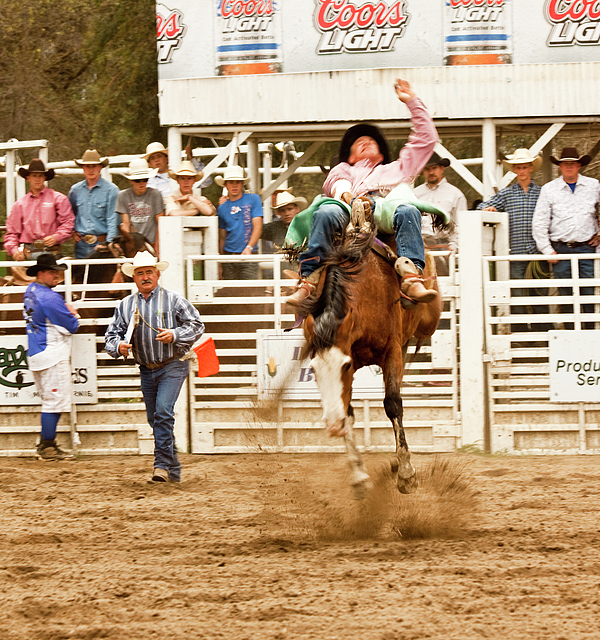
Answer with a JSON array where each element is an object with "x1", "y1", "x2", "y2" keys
[
  {"x1": 157, "y1": 1, "x2": 600, "y2": 80},
  {"x1": 214, "y1": 0, "x2": 283, "y2": 75},
  {"x1": 444, "y1": 0, "x2": 513, "y2": 65},
  {"x1": 549, "y1": 331, "x2": 600, "y2": 402},
  {"x1": 0, "y1": 335, "x2": 98, "y2": 406},
  {"x1": 257, "y1": 329, "x2": 385, "y2": 400}
]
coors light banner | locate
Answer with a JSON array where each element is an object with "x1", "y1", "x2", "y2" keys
[{"x1": 156, "y1": 1, "x2": 600, "y2": 79}]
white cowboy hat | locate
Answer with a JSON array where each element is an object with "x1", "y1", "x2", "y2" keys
[
  {"x1": 168, "y1": 160, "x2": 204, "y2": 181},
  {"x1": 126, "y1": 158, "x2": 158, "y2": 181},
  {"x1": 143, "y1": 142, "x2": 168, "y2": 159},
  {"x1": 273, "y1": 190, "x2": 308, "y2": 210},
  {"x1": 214, "y1": 165, "x2": 250, "y2": 187},
  {"x1": 75, "y1": 149, "x2": 109, "y2": 167},
  {"x1": 503, "y1": 148, "x2": 543, "y2": 172},
  {"x1": 122, "y1": 251, "x2": 169, "y2": 278}
]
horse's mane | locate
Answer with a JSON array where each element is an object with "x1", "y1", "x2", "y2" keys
[{"x1": 301, "y1": 228, "x2": 375, "y2": 351}]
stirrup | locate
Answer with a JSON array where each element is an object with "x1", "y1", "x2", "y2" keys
[{"x1": 400, "y1": 273, "x2": 438, "y2": 304}]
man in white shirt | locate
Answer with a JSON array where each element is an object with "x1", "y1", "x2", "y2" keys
[
  {"x1": 532, "y1": 147, "x2": 600, "y2": 328},
  {"x1": 414, "y1": 152, "x2": 466, "y2": 275},
  {"x1": 144, "y1": 142, "x2": 177, "y2": 200}
]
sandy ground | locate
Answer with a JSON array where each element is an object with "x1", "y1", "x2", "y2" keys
[{"x1": 1, "y1": 451, "x2": 600, "y2": 640}]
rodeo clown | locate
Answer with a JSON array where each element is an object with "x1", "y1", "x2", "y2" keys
[
  {"x1": 286, "y1": 78, "x2": 446, "y2": 306},
  {"x1": 23, "y1": 254, "x2": 80, "y2": 461},
  {"x1": 105, "y1": 251, "x2": 204, "y2": 483}
]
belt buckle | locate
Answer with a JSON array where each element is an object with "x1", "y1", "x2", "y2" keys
[
  {"x1": 33, "y1": 239, "x2": 45, "y2": 250},
  {"x1": 83, "y1": 234, "x2": 98, "y2": 244}
]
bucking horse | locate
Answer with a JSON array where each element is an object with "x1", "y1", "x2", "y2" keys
[{"x1": 294, "y1": 227, "x2": 442, "y2": 499}]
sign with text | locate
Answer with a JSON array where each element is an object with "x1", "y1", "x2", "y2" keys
[
  {"x1": 549, "y1": 331, "x2": 600, "y2": 402},
  {"x1": 0, "y1": 335, "x2": 98, "y2": 406},
  {"x1": 257, "y1": 329, "x2": 384, "y2": 400}
]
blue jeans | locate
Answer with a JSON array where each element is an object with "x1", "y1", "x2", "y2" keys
[
  {"x1": 75, "y1": 239, "x2": 103, "y2": 259},
  {"x1": 551, "y1": 241, "x2": 596, "y2": 329},
  {"x1": 509, "y1": 260, "x2": 553, "y2": 332},
  {"x1": 299, "y1": 202, "x2": 424, "y2": 277},
  {"x1": 139, "y1": 359, "x2": 189, "y2": 481}
]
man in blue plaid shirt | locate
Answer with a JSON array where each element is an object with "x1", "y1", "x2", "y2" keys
[
  {"x1": 477, "y1": 148, "x2": 551, "y2": 331},
  {"x1": 105, "y1": 252, "x2": 204, "y2": 483}
]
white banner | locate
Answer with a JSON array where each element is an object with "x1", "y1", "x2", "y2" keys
[
  {"x1": 0, "y1": 335, "x2": 98, "y2": 406},
  {"x1": 257, "y1": 329, "x2": 384, "y2": 400},
  {"x1": 549, "y1": 331, "x2": 600, "y2": 402}
]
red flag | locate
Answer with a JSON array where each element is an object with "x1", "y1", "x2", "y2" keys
[{"x1": 193, "y1": 338, "x2": 220, "y2": 377}]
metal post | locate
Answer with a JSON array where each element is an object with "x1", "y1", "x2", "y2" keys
[
  {"x1": 247, "y1": 139, "x2": 260, "y2": 195},
  {"x1": 482, "y1": 119, "x2": 497, "y2": 200},
  {"x1": 262, "y1": 146, "x2": 273, "y2": 223},
  {"x1": 167, "y1": 127, "x2": 182, "y2": 171},
  {"x1": 5, "y1": 149, "x2": 15, "y2": 212}
]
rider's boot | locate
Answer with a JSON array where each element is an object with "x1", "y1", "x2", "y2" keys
[
  {"x1": 286, "y1": 267, "x2": 323, "y2": 306},
  {"x1": 394, "y1": 257, "x2": 439, "y2": 304}
]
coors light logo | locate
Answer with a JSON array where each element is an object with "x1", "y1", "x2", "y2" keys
[
  {"x1": 545, "y1": 0, "x2": 600, "y2": 46},
  {"x1": 157, "y1": 3, "x2": 187, "y2": 63},
  {"x1": 314, "y1": 0, "x2": 410, "y2": 55}
]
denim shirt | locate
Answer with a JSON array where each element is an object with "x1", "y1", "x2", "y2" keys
[{"x1": 68, "y1": 177, "x2": 120, "y2": 242}]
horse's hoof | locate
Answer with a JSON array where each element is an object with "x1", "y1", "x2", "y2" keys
[
  {"x1": 351, "y1": 475, "x2": 373, "y2": 500},
  {"x1": 397, "y1": 472, "x2": 418, "y2": 494}
]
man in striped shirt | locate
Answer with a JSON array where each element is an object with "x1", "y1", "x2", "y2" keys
[
  {"x1": 478, "y1": 148, "x2": 552, "y2": 332},
  {"x1": 105, "y1": 252, "x2": 204, "y2": 483}
]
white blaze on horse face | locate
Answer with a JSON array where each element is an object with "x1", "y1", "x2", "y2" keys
[{"x1": 311, "y1": 347, "x2": 352, "y2": 435}]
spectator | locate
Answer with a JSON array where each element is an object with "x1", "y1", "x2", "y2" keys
[
  {"x1": 262, "y1": 190, "x2": 307, "y2": 247},
  {"x1": 414, "y1": 152, "x2": 467, "y2": 276},
  {"x1": 165, "y1": 161, "x2": 215, "y2": 217},
  {"x1": 117, "y1": 159, "x2": 165, "y2": 256},
  {"x1": 144, "y1": 142, "x2": 176, "y2": 199},
  {"x1": 69, "y1": 149, "x2": 119, "y2": 258},
  {"x1": 478, "y1": 148, "x2": 551, "y2": 331},
  {"x1": 105, "y1": 251, "x2": 204, "y2": 483},
  {"x1": 4, "y1": 159, "x2": 74, "y2": 261},
  {"x1": 532, "y1": 147, "x2": 600, "y2": 329},
  {"x1": 23, "y1": 254, "x2": 79, "y2": 460},
  {"x1": 216, "y1": 166, "x2": 263, "y2": 280}
]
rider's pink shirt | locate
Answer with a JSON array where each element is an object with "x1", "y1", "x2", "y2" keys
[
  {"x1": 323, "y1": 97, "x2": 437, "y2": 198},
  {"x1": 4, "y1": 188, "x2": 75, "y2": 255}
]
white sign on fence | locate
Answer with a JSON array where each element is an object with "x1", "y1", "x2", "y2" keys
[
  {"x1": 0, "y1": 335, "x2": 98, "y2": 406},
  {"x1": 549, "y1": 331, "x2": 600, "y2": 402},
  {"x1": 257, "y1": 329, "x2": 384, "y2": 400}
]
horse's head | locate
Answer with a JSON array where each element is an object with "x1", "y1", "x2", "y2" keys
[
  {"x1": 116, "y1": 226, "x2": 155, "y2": 258},
  {"x1": 305, "y1": 311, "x2": 355, "y2": 437}
]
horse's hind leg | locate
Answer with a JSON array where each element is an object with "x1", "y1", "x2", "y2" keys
[
  {"x1": 344, "y1": 404, "x2": 372, "y2": 500},
  {"x1": 384, "y1": 361, "x2": 418, "y2": 494}
]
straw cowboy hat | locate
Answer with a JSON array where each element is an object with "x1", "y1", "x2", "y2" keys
[
  {"x1": 339, "y1": 123, "x2": 391, "y2": 165},
  {"x1": 424, "y1": 152, "x2": 450, "y2": 168},
  {"x1": 550, "y1": 147, "x2": 591, "y2": 167},
  {"x1": 215, "y1": 165, "x2": 250, "y2": 186},
  {"x1": 168, "y1": 160, "x2": 204, "y2": 181},
  {"x1": 143, "y1": 142, "x2": 168, "y2": 159},
  {"x1": 26, "y1": 253, "x2": 68, "y2": 277},
  {"x1": 18, "y1": 158, "x2": 55, "y2": 180},
  {"x1": 122, "y1": 251, "x2": 169, "y2": 278},
  {"x1": 503, "y1": 148, "x2": 543, "y2": 171},
  {"x1": 126, "y1": 158, "x2": 158, "y2": 181},
  {"x1": 75, "y1": 149, "x2": 109, "y2": 167},
  {"x1": 273, "y1": 190, "x2": 308, "y2": 210}
]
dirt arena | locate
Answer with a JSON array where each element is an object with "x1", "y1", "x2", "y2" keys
[{"x1": 1, "y1": 452, "x2": 599, "y2": 640}]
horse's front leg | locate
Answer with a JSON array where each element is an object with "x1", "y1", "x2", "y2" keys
[
  {"x1": 343, "y1": 404, "x2": 373, "y2": 500},
  {"x1": 384, "y1": 356, "x2": 418, "y2": 494}
]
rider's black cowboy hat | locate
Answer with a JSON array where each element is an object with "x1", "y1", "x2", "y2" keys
[
  {"x1": 26, "y1": 253, "x2": 68, "y2": 277},
  {"x1": 550, "y1": 147, "x2": 591, "y2": 167},
  {"x1": 339, "y1": 123, "x2": 391, "y2": 166},
  {"x1": 18, "y1": 158, "x2": 55, "y2": 181}
]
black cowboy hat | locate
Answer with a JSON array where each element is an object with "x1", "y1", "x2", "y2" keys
[
  {"x1": 26, "y1": 253, "x2": 68, "y2": 277},
  {"x1": 18, "y1": 158, "x2": 55, "y2": 181},
  {"x1": 550, "y1": 147, "x2": 591, "y2": 167},
  {"x1": 424, "y1": 152, "x2": 450, "y2": 168},
  {"x1": 339, "y1": 123, "x2": 391, "y2": 165}
]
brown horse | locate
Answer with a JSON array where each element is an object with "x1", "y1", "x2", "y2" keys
[{"x1": 300, "y1": 231, "x2": 442, "y2": 499}]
